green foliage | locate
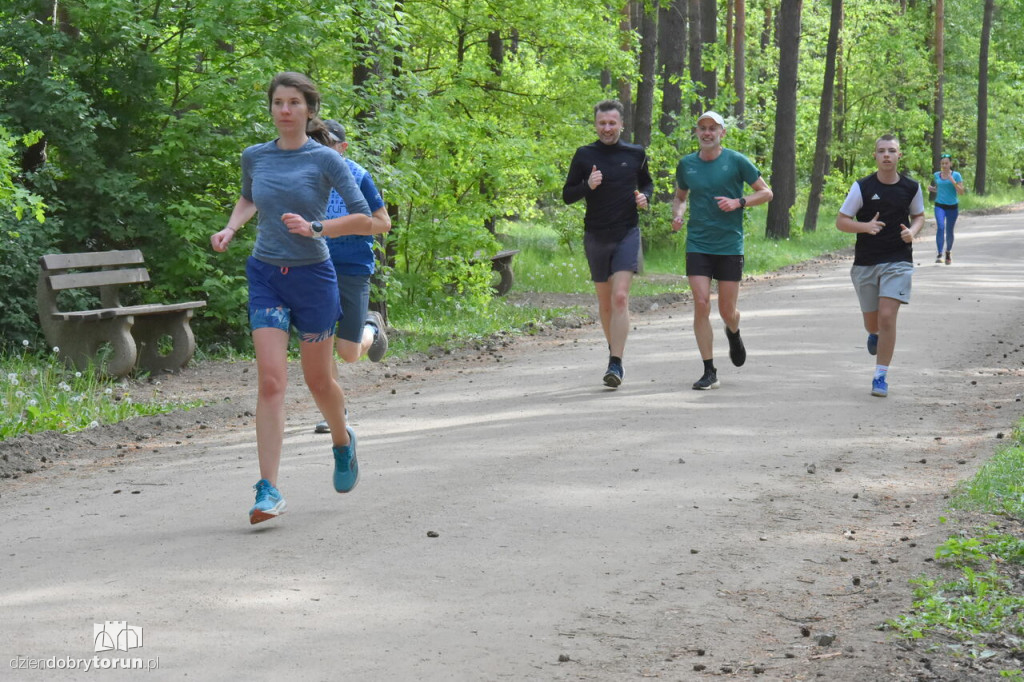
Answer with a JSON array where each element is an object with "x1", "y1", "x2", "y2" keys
[
  {"x1": 888, "y1": 418, "x2": 1024, "y2": 675},
  {"x1": 0, "y1": 125, "x2": 53, "y2": 350},
  {"x1": 0, "y1": 211, "x2": 63, "y2": 352},
  {"x1": 0, "y1": 126, "x2": 45, "y2": 221},
  {"x1": 2, "y1": 0, "x2": 1023, "y2": 350},
  {"x1": 0, "y1": 342, "x2": 201, "y2": 441},
  {"x1": 501, "y1": 205, "x2": 856, "y2": 297},
  {"x1": 950, "y1": 424, "x2": 1024, "y2": 519}
]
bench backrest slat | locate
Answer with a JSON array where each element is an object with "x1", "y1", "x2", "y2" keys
[
  {"x1": 39, "y1": 250, "x2": 145, "y2": 271},
  {"x1": 47, "y1": 268, "x2": 151, "y2": 291}
]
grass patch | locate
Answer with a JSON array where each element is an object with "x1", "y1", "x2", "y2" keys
[
  {"x1": 887, "y1": 420, "x2": 1024, "y2": 676},
  {"x1": 958, "y1": 188, "x2": 1024, "y2": 213},
  {"x1": 501, "y1": 206, "x2": 856, "y2": 297},
  {"x1": 949, "y1": 426, "x2": 1024, "y2": 519},
  {"x1": 1, "y1": 341, "x2": 202, "y2": 442}
]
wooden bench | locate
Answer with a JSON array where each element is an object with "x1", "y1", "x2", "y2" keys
[{"x1": 37, "y1": 250, "x2": 207, "y2": 377}]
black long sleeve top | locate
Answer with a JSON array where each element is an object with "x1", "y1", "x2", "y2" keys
[{"x1": 562, "y1": 140, "x2": 654, "y2": 243}]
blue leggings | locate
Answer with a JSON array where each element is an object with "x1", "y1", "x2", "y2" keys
[{"x1": 935, "y1": 205, "x2": 958, "y2": 253}]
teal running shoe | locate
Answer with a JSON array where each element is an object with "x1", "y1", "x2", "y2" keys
[
  {"x1": 249, "y1": 479, "x2": 286, "y2": 525},
  {"x1": 333, "y1": 427, "x2": 360, "y2": 493}
]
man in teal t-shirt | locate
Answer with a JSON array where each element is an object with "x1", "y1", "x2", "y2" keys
[{"x1": 671, "y1": 111, "x2": 773, "y2": 391}]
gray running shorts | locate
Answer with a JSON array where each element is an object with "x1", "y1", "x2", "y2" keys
[{"x1": 851, "y1": 261, "x2": 913, "y2": 312}]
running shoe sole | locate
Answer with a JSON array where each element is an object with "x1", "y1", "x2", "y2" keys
[
  {"x1": 249, "y1": 499, "x2": 287, "y2": 525},
  {"x1": 603, "y1": 371, "x2": 622, "y2": 388}
]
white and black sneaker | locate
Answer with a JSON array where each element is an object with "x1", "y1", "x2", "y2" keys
[{"x1": 366, "y1": 311, "x2": 388, "y2": 362}]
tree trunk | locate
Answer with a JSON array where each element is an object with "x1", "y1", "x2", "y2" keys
[
  {"x1": 802, "y1": 0, "x2": 841, "y2": 234},
  {"x1": 618, "y1": 3, "x2": 634, "y2": 140},
  {"x1": 932, "y1": 0, "x2": 944, "y2": 174},
  {"x1": 756, "y1": 3, "x2": 772, "y2": 116},
  {"x1": 734, "y1": 0, "x2": 746, "y2": 124},
  {"x1": 725, "y1": 0, "x2": 733, "y2": 87},
  {"x1": 688, "y1": 0, "x2": 703, "y2": 117},
  {"x1": 975, "y1": 0, "x2": 993, "y2": 195},
  {"x1": 765, "y1": 0, "x2": 803, "y2": 240},
  {"x1": 634, "y1": 5, "x2": 658, "y2": 148},
  {"x1": 658, "y1": 0, "x2": 687, "y2": 138},
  {"x1": 834, "y1": 26, "x2": 847, "y2": 176},
  {"x1": 700, "y1": 0, "x2": 718, "y2": 105}
]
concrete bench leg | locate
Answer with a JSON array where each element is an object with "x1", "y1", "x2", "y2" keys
[
  {"x1": 492, "y1": 260, "x2": 514, "y2": 297},
  {"x1": 55, "y1": 318, "x2": 138, "y2": 378},
  {"x1": 132, "y1": 311, "x2": 197, "y2": 373}
]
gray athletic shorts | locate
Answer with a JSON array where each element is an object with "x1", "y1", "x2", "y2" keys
[
  {"x1": 850, "y1": 261, "x2": 913, "y2": 312},
  {"x1": 335, "y1": 273, "x2": 371, "y2": 343},
  {"x1": 583, "y1": 227, "x2": 640, "y2": 283}
]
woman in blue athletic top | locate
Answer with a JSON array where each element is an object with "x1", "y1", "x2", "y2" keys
[
  {"x1": 927, "y1": 154, "x2": 965, "y2": 265},
  {"x1": 210, "y1": 72, "x2": 374, "y2": 525}
]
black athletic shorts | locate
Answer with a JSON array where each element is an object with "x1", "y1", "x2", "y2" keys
[{"x1": 685, "y1": 252, "x2": 744, "y2": 282}]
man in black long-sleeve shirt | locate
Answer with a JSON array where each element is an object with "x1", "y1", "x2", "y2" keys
[{"x1": 563, "y1": 99, "x2": 654, "y2": 388}]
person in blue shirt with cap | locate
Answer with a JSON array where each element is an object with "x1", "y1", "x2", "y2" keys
[{"x1": 312, "y1": 119, "x2": 392, "y2": 434}]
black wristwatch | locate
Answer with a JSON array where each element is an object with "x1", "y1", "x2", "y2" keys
[
  {"x1": 310, "y1": 220, "x2": 324, "y2": 237},
  {"x1": 738, "y1": 197, "x2": 747, "y2": 208}
]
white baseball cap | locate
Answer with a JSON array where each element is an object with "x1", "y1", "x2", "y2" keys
[{"x1": 697, "y1": 110, "x2": 725, "y2": 127}]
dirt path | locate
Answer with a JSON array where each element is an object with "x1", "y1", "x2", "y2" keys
[{"x1": 3, "y1": 211, "x2": 1023, "y2": 681}]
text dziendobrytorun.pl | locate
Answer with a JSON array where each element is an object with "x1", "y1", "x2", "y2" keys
[{"x1": 9, "y1": 656, "x2": 160, "y2": 672}]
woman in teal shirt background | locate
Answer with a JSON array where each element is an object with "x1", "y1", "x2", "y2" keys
[{"x1": 928, "y1": 154, "x2": 965, "y2": 265}]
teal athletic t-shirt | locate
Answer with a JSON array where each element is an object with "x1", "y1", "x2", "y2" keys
[
  {"x1": 932, "y1": 170, "x2": 962, "y2": 206},
  {"x1": 676, "y1": 148, "x2": 761, "y2": 255}
]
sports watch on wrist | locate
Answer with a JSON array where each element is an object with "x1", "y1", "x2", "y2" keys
[
  {"x1": 310, "y1": 220, "x2": 324, "y2": 237},
  {"x1": 738, "y1": 197, "x2": 747, "y2": 208}
]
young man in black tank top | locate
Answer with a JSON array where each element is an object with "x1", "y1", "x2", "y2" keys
[{"x1": 836, "y1": 134, "x2": 925, "y2": 398}]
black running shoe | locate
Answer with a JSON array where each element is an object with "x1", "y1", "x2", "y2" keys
[
  {"x1": 692, "y1": 370, "x2": 720, "y2": 390},
  {"x1": 725, "y1": 327, "x2": 746, "y2": 367},
  {"x1": 603, "y1": 361, "x2": 623, "y2": 388}
]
